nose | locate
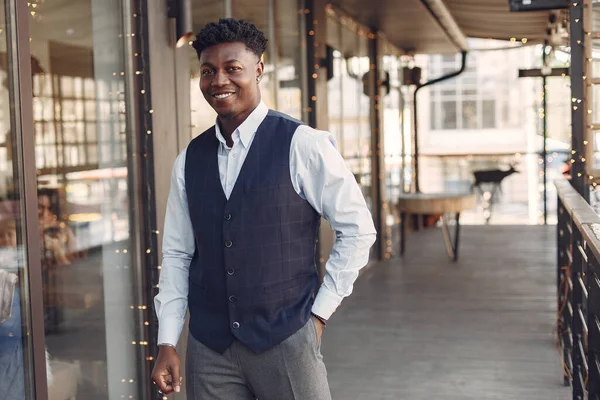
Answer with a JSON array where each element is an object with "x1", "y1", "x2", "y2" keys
[{"x1": 213, "y1": 70, "x2": 230, "y2": 87}]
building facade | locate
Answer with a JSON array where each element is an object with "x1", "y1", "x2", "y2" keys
[
  {"x1": 0, "y1": 1, "x2": 411, "y2": 399},
  {"x1": 0, "y1": 1, "x2": 571, "y2": 399},
  {"x1": 417, "y1": 40, "x2": 571, "y2": 225}
]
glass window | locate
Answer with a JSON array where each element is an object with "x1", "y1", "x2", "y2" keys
[
  {"x1": 482, "y1": 99, "x2": 496, "y2": 129},
  {"x1": 29, "y1": 1, "x2": 145, "y2": 398},
  {"x1": 441, "y1": 100, "x2": 457, "y2": 129},
  {"x1": 462, "y1": 100, "x2": 477, "y2": 130},
  {"x1": 441, "y1": 54, "x2": 456, "y2": 64},
  {"x1": 428, "y1": 51, "x2": 506, "y2": 131},
  {"x1": 429, "y1": 99, "x2": 437, "y2": 130}
]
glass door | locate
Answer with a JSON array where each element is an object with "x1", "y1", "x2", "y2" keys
[{"x1": 27, "y1": 0, "x2": 148, "y2": 398}]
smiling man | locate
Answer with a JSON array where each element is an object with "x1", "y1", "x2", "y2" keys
[{"x1": 151, "y1": 18, "x2": 376, "y2": 399}]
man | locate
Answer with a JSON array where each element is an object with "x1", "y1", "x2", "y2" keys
[{"x1": 151, "y1": 18, "x2": 376, "y2": 399}]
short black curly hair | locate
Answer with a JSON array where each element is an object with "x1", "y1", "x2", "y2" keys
[{"x1": 192, "y1": 18, "x2": 268, "y2": 59}]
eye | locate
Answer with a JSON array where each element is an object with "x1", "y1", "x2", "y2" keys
[
  {"x1": 226, "y1": 66, "x2": 241, "y2": 72},
  {"x1": 201, "y1": 69, "x2": 214, "y2": 76}
]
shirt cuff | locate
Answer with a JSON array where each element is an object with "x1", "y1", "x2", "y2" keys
[
  {"x1": 157, "y1": 316, "x2": 184, "y2": 347},
  {"x1": 311, "y1": 286, "x2": 342, "y2": 320}
]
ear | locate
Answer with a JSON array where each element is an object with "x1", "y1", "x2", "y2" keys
[{"x1": 256, "y1": 60, "x2": 264, "y2": 82}]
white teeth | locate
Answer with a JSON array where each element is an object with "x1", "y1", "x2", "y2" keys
[{"x1": 214, "y1": 93, "x2": 233, "y2": 99}]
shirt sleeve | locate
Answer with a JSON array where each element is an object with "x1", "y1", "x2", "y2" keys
[
  {"x1": 153, "y1": 149, "x2": 195, "y2": 346},
  {"x1": 290, "y1": 126, "x2": 377, "y2": 320}
]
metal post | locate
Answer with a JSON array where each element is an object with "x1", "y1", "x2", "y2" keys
[
  {"x1": 9, "y1": 0, "x2": 48, "y2": 398},
  {"x1": 557, "y1": 197, "x2": 572, "y2": 387},
  {"x1": 133, "y1": 1, "x2": 161, "y2": 398},
  {"x1": 369, "y1": 33, "x2": 384, "y2": 261},
  {"x1": 267, "y1": 0, "x2": 278, "y2": 109},
  {"x1": 413, "y1": 88, "x2": 420, "y2": 193},
  {"x1": 570, "y1": 1, "x2": 588, "y2": 201},
  {"x1": 588, "y1": 255, "x2": 600, "y2": 398},
  {"x1": 572, "y1": 226, "x2": 584, "y2": 399},
  {"x1": 542, "y1": 43, "x2": 548, "y2": 225},
  {"x1": 305, "y1": 0, "x2": 316, "y2": 129},
  {"x1": 557, "y1": 198, "x2": 563, "y2": 314},
  {"x1": 224, "y1": 0, "x2": 232, "y2": 18},
  {"x1": 399, "y1": 83, "x2": 406, "y2": 193}
]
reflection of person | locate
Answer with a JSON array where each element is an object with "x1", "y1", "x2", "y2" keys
[
  {"x1": 151, "y1": 19, "x2": 376, "y2": 399},
  {"x1": 38, "y1": 188, "x2": 77, "y2": 264},
  {"x1": 38, "y1": 188, "x2": 77, "y2": 334},
  {"x1": 0, "y1": 218, "x2": 25, "y2": 400},
  {"x1": 0, "y1": 218, "x2": 16, "y2": 247}
]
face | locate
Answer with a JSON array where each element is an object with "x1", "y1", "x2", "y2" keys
[
  {"x1": 199, "y1": 42, "x2": 263, "y2": 121},
  {"x1": 38, "y1": 194, "x2": 54, "y2": 221},
  {"x1": 0, "y1": 223, "x2": 16, "y2": 248}
]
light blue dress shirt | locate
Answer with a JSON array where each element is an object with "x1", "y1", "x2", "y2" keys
[{"x1": 154, "y1": 102, "x2": 377, "y2": 346}]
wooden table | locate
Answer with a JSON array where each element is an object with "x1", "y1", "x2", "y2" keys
[{"x1": 398, "y1": 193, "x2": 476, "y2": 261}]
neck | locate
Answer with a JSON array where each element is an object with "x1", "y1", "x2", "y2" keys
[{"x1": 218, "y1": 99, "x2": 261, "y2": 139}]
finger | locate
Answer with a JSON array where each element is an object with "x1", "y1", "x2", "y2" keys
[
  {"x1": 153, "y1": 372, "x2": 173, "y2": 394},
  {"x1": 170, "y1": 361, "x2": 182, "y2": 393},
  {"x1": 162, "y1": 372, "x2": 176, "y2": 394}
]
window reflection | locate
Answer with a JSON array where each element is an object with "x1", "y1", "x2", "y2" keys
[{"x1": 29, "y1": 0, "x2": 143, "y2": 398}]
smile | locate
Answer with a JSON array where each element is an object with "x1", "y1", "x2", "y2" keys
[{"x1": 213, "y1": 92, "x2": 235, "y2": 100}]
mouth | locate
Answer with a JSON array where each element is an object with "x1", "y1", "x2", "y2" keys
[{"x1": 212, "y1": 92, "x2": 235, "y2": 100}]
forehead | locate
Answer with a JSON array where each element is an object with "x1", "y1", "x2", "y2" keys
[
  {"x1": 38, "y1": 195, "x2": 51, "y2": 205},
  {"x1": 199, "y1": 42, "x2": 257, "y2": 64},
  {"x1": 0, "y1": 221, "x2": 15, "y2": 232}
]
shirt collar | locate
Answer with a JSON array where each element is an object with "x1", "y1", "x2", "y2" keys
[{"x1": 215, "y1": 101, "x2": 269, "y2": 149}]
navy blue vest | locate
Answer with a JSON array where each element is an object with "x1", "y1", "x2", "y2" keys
[{"x1": 185, "y1": 110, "x2": 321, "y2": 354}]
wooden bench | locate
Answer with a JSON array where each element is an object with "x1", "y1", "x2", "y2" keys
[{"x1": 398, "y1": 193, "x2": 476, "y2": 261}]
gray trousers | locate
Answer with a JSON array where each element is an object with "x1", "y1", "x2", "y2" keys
[{"x1": 186, "y1": 318, "x2": 332, "y2": 400}]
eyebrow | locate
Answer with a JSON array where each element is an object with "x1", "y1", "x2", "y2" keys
[{"x1": 200, "y1": 59, "x2": 242, "y2": 67}]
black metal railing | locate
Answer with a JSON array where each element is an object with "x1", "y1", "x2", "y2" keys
[{"x1": 556, "y1": 179, "x2": 600, "y2": 399}]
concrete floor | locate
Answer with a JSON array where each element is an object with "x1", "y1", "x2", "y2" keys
[
  {"x1": 42, "y1": 224, "x2": 570, "y2": 399},
  {"x1": 321, "y1": 225, "x2": 570, "y2": 400}
]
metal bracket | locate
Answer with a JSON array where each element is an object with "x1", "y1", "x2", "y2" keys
[{"x1": 440, "y1": 213, "x2": 461, "y2": 262}]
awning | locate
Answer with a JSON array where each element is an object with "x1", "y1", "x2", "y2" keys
[{"x1": 330, "y1": 0, "x2": 562, "y2": 54}]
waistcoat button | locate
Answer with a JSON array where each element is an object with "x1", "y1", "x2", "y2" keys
[
  {"x1": 232, "y1": 321, "x2": 240, "y2": 329},
  {"x1": 225, "y1": 240, "x2": 233, "y2": 248},
  {"x1": 229, "y1": 295, "x2": 237, "y2": 303},
  {"x1": 224, "y1": 213, "x2": 232, "y2": 221},
  {"x1": 227, "y1": 268, "x2": 235, "y2": 275}
]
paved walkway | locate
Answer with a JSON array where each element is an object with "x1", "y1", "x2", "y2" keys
[{"x1": 322, "y1": 225, "x2": 570, "y2": 400}]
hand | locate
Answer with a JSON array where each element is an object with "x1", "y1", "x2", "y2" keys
[
  {"x1": 151, "y1": 346, "x2": 182, "y2": 395},
  {"x1": 312, "y1": 316, "x2": 325, "y2": 342},
  {"x1": 43, "y1": 234, "x2": 70, "y2": 265}
]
